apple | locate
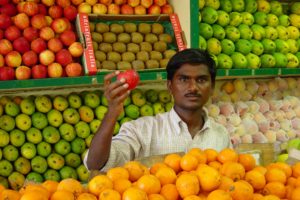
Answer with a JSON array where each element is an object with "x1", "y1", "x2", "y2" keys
[
  {"x1": 49, "y1": 5, "x2": 63, "y2": 19},
  {"x1": 108, "y1": 4, "x2": 120, "y2": 14},
  {"x1": 0, "y1": 54, "x2": 4, "y2": 67},
  {"x1": 15, "y1": 66, "x2": 31, "y2": 80},
  {"x1": 0, "y1": 4, "x2": 17, "y2": 16},
  {"x1": 0, "y1": 14, "x2": 12, "y2": 29},
  {"x1": 31, "y1": 38, "x2": 47, "y2": 53},
  {"x1": 51, "y1": 18, "x2": 69, "y2": 33},
  {"x1": 13, "y1": 37, "x2": 30, "y2": 54},
  {"x1": 55, "y1": 49, "x2": 73, "y2": 66},
  {"x1": 161, "y1": 4, "x2": 173, "y2": 14},
  {"x1": 39, "y1": 49, "x2": 55, "y2": 66},
  {"x1": 41, "y1": 0, "x2": 55, "y2": 7},
  {"x1": 63, "y1": 5, "x2": 77, "y2": 21},
  {"x1": 0, "y1": 39, "x2": 12, "y2": 55},
  {"x1": 121, "y1": 4, "x2": 134, "y2": 14},
  {"x1": 60, "y1": 30, "x2": 76, "y2": 46},
  {"x1": 154, "y1": 0, "x2": 166, "y2": 6},
  {"x1": 115, "y1": 0, "x2": 126, "y2": 5},
  {"x1": 47, "y1": 62, "x2": 63, "y2": 78},
  {"x1": 86, "y1": 0, "x2": 98, "y2": 6},
  {"x1": 71, "y1": 0, "x2": 84, "y2": 6},
  {"x1": 0, "y1": 0, "x2": 8, "y2": 5},
  {"x1": 39, "y1": 27, "x2": 55, "y2": 41},
  {"x1": 134, "y1": 5, "x2": 146, "y2": 14},
  {"x1": 32, "y1": 64, "x2": 47, "y2": 79},
  {"x1": 48, "y1": 38, "x2": 63, "y2": 53},
  {"x1": 45, "y1": 16, "x2": 53, "y2": 26},
  {"x1": 117, "y1": 69, "x2": 139, "y2": 90},
  {"x1": 92, "y1": 3, "x2": 108, "y2": 14},
  {"x1": 23, "y1": 1, "x2": 39, "y2": 16},
  {"x1": 68, "y1": 42, "x2": 84, "y2": 57},
  {"x1": 22, "y1": 50, "x2": 38, "y2": 66},
  {"x1": 38, "y1": 3, "x2": 48, "y2": 15},
  {"x1": 0, "y1": 30, "x2": 3, "y2": 39},
  {"x1": 31, "y1": 14, "x2": 48, "y2": 29},
  {"x1": 148, "y1": 4, "x2": 161, "y2": 14},
  {"x1": 128, "y1": 0, "x2": 140, "y2": 7},
  {"x1": 5, "y1": 51, "x2": 22, "y2": 67},
  {"x1": 141, "y1": 0, "x2": 153, "y2": 8},
  {"x1": 99, "y1": 0, "x2": 112, "y2": 6},
  {"x1": 0, "y1": 67, "x2": 15, "y2": 81},
  {"x1": 78, "y1": 2, "x2": 92, "y2": 14},
  {"x1": 14, "y1": 13, "x2": 30, "y2": 30},
  {"x1": 17, "y1": 2, "x2": 25, "y2": 13},
  {"x1": 65, "y1": 63, "x2": 82, "y2": 77},
  {"x1": 57, "y1": 0, "x2": 71, "y2": 8},
  {"x1": 4, "y1": 26, "x2": 21, "y2": 42},
  {"x1": 23, "y1": 27, "x2": 39, "y2": 42}
]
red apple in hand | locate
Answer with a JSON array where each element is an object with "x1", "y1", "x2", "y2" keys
[
  {"x1": 0, "y1": 39, "x2": 13, "y2": 55},
  {"x1": 0, "y1": 67, "x2": 15, "y2": 81},
  {"x1": 68, "y1": 42, "x2": 84, "y2": 57},
  {"x1": 0, "y1": 14, "x2": 12, "y2": 29},
  {"x1": 117, "y1": 69, "x2": 140, "y2": 90},
  {"x1": 31, "y1": 38, "x2": 47, "y2": 53},
  {"x1": 32, "y1": 64, "x2": 47, "y2": 79},
  {"x1": 47, "y1": 62, "x2": 63, "y2": 78},
  {"x1": 22, "y1": 50, "x2": 38, "y2": 66},
  {"x1": 65, "y1": 62, "x2": 82, "y2": 77},
  {"x1": 5, "y1": 51, "x2": 22, "y2": 67},
  {"x1": 4, "y1": 26, "x2": 21, "y2": 42},
  {"x1": 23, "y1": 27, "x2": 39, "y2": 42},
  {"x1": 15, "y1": 66, "x2": 31, "y2": 80}
]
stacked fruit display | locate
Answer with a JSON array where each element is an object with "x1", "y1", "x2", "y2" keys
[
  {"x1": 90, "y1": 21, "x2": 177, "y2": 70},
  {"x1": 77, "y1": 0, "x2": 174, "y2": 15},
  {"x1": 0, "y1": 1, "x2": 84, "y2": 81},
  {"x1": 0, "y1": 89, "x2": 173, "y2": 189},
  {"x1": 199, "y1": 0, "x2": 300, "y2": 69},
  {"x1": 2, "y1": 148, "x2": 300, "y2": 200}
]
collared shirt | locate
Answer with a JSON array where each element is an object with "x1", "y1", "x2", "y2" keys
[{"x1": 84, "y1": 108, "x2": 232, "y2": 172}]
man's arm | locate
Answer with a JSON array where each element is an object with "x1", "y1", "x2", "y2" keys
[{"x1": 86, "y1": 71, "x2": 130, "y2": 170}]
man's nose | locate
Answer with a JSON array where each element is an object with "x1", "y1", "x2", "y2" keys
[{"x1": 188, "y1": 79, "x2": 198, "y2": 90}]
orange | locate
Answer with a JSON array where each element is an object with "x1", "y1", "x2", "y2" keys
[
  {"x1": 142, "y1": 165, "x2": 150, "y2": 175},
  {"x1": 222, "y1": 82, "x2": 235, "y2": 94},
  {"x1": 244, "y1": 169, "x2": 266, "y2": 190},
  {"x1": 148, "y1": 194, "x2": 166, "y2": 200},
  {"x1": 50, "y1": 190, "x2": 75, "y2": 200},
  {"x1": 136, "y1": 174, "x2": 161, "y2": 195},
  {"x1": 285, "y1": 185, "x2": 294, "y2": 200},
  {"x1": 123, "y1": 161, "x2": 145, "y2": 182},
  {"x1": 19, "y1": 184, "x2": 50, "y2": 199},
  {"x1": 88, "y1": 175, "x2": 113, "y2": 196},
  {"x1": 262, "y1": 182, "x2": 286, "y2": 199},
  {"x1": 207, "y1": 189, "x2": 232, "y2": 200},
  {"x1": 261, "y1": 195, "x2": 280, "y2": 200},
  {"x1": 295, "y1": 176, "x2": 300, "y2": 187},
  {"x1": 122, "y1": 187, "x2": 148, "y2": 200},
  {"x1": 0, "y1": 185, "x2": 5, "y2": 194},
  {"x1": 196, "y1": 164, "x2": 221, "y2": 192},
  {"x1": 180, "y1": 154, "x2": 199, "y2": 172},
  {"x1": 188, "y1": 148, "x2": 207, "y2": 164},
  {"x1": 164, "y1": 154, "x2": 182, "y2": 174},
  {"x1": 20, "y1": 190, "x2": 48, "y2": 200},
  {"x1": 155, "y1": 167, "x2": 177, "y2": 185},
  {"x1": 42, "y1": 180, "x2": 59, "y2": 195},
  {"x1": 208, "y1": 161, "x2": 222, "y2": 171},
  {"x1": 269, "y1": 162, "x2": 292, "y2": 178},
  {"x1": 218, "y1": 176, "x2": 234, "y2": 191},
  {"x1": 290, "y1": 187, "x2": 300, "y2": 200},
  {"x1": 183, "y1": 195, "x2": 202, "y2": 200},
  {"x1": 160, "y1": 184, "x2": 179, "y2": 200},
  {"x1": 253, "y1": 166, "x2": 267, "y2": 175},
  {"x1": 0, "y1": 189, "x2": 21, "y2": 200},
  {"x1": 220, "y1": 161, "x2": 245, "y2": 181},
  {"x1": 77, "y1": 193, "x2": 97, "y2": 200},
  {"x1": 176, "y1": 173, "x2": 200, "y2": 198},
  {"x1": 288, "y1": 177, "x2": 297, "y2": 187},
  {"x1": 265, "y1": 168, "x2": 287, "y2": 184},
  {"x1": 99, "y1": 189, "x2": 121, "y2": 200},
  {"x1": 228, "y1": 180, "x2": 254, "y2": 200},
  {"x1": 107, "y1": 167, "x2": 129, "y2": 181},
  {"x1": 292, "y1": 162, "x2": 300, "y2": 178},
  {"x1": 238, "y1": 154, "x2": 256, "y2": 171},
  {"x1": 253, "y1": 193, "x2": 264, "y2": 200},
  {"x1": 56, "y1": 178, "x2": 83, "y2": 196},
  {"x1": 204, "y1": 149, "x2": 218, "y2": 163},
  {"x1": 113, "y1": 178, "x2": 132, "y2": 195},
  {"x1": 198, "y1": 193, "x2": 208, "y2": 200},
  {"x1": 150, "y1": 162, "x2": 168, "y2": 175},
  {"x1": 217, "y1": 148, "x2": 238, "y2": 164}
]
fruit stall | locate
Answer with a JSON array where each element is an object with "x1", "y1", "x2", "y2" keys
[{"x1": 1, "y1": 0, "x2": 300, "y2": 199}]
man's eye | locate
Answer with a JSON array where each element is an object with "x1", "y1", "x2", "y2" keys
[
  {"x1": 197, "y1": 78, "x2": 207, "y2": 83},
  {"x1": 179, "y1": 77, "x2": 188, "y2": 82}
]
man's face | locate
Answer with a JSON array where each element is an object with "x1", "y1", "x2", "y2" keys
[{"x1": 167, "y1": 63, "x2": 213, "y2": 111}]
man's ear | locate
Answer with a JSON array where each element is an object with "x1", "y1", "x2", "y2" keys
[{"x1": 167, "y1": 80, "x2": 172, "y2": 92}]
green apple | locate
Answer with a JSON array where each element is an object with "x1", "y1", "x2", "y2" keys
[
  {"x1": 225, "y1": 26, "x2": 240, "y2": 42},
  {"x1": 212, "y1": 24, "x2": 225, "y2": 40},
  {"x1": 26, "y1": 172, "x2": 44, "y2": 183},
  {"x1": 231, "y1": 0, "x2": 244, "y2": 12},
  {"x1": 250, "y1": 39, "x2": 264, "y2": 55},
  {"x1": 5, "y1": 101, "x2": 20, "y2": 117},
  {"x1": 54, "y1": 139, "x2": 71, "y2": 156},
  {"x1": 199, "y1": 23, "x2": 213, "y2": 39},
  {"x1": 15, "y1": 113, "x2": 31, "y2": 131},
  {"x1": 101, "y1": 95, "x2": 108, "y2": 106},
  {"x1": 8, "y1": 171, "x2": 25, "y2": 191},
  {"x1": 145, "y1": 89, "x2": 158, "y2": 103},
  {"x1": 123, "y1": 96, "x2": 131, "y2": 107},
  {"x1": 260, "y1": 54, "x2": 276, "y2": 68},
  {"x1": 47, "y1": 153, "x2": 65, "y2": 170},
  {"x1": 286, "y1": 39, "x2": 299, "y2": 54},
  {"x1": 275, "y1": 39, "x2": 290, "y2": 54},
  {"x1": 207, "y1": 38, "x2": 222, "y2": 55},
  {"x1": 221, "y1": 39, "x2": 235, "y2": 55},
  {"x1": 59, "y1": 123, "x2": 76, "y2": 142},
  {"x1": 59, "y1": 166, "x2": 77, "y2": 180},
  {"x1": 20, "y1": 98, "x2": 35, "y2": 115},
  {"x1": 132, "y1": 91, "x2": 146, "y2": 107},
  {"x1": 37, "y1": 141, "x2": 52, "y2": 157},
  {"x1": 95, "y1": 105, "x2": 108, "y2": 120},
  {"x1": 90, "y1": 119, "x2": 101, "y2": 134},
  {"x1": 231, "y1": 52, "x2": 248, "y2": 68},
  {"x1": 286, "y1": 53, "x2": 299, "y2": 68},
  {"x1": 266, "y1": 13, "x2": 279, "y2": 27},
  {"x1": 120, "y1": 117, "x2": 132, "y2": 125},
  {"x1": 291, "y1": 2, "x2": 300, "y2": 14},
  {"x1": 76, "y1": 164, "x2": 89, "y2": 182},
  {"x1": 47, "y1": 109, "x2": 63, "y2": 127},
  {"x1": 273, "y1": 52, "x2": 288, "y2": 68},
  {"x1": 10, "y1": 129, "x2": 25, "y2": 147},
  {"x1": 53, "y1": 95, "x2": 69, "y2": 111},
  {"x1": 85, "y1": 134, "x2": 94, "y2": 147},
  {"x1": 241, "y1": 12, "x2": 254, "y2": 26},
  {"x1": 287, "y1": 26, "x2": 300, "y2": 40},
  {"x1": 220, "y1": 0, "x2": 232, "y2": 12},
  {"x1": 20, "y1": 142, "x2": 36, "y2": 160},
  {"x1": 35, "y1": 95, "x2": 52, "y2": 113},
  {"x1": 199, "y1": 0, "x2": 205, "y2": 9},
  {"x1": 71, "y1": 137, "x2": 86, "y2": 154},
  {"x1": 0, "y1": 129, "x2": 9, "y2": 147},
  {"x1": 264, "y1": 26, "x2": 278, "y2": 40},
  {"x1": 75, "y1": 121, "x2": 90, "y2": 139},
  {"x1": 125, "y1": 104, "x2": 140, "y2": 119},
  {"x1": 3, "y1": 145, "x2": 19, "y2": 162},
  {"x1": 165, "y1": 102, "x2": 174, "y2": 112},
  {"x1": 84, "y1": 92, "x2": 100, "y2": 108},
  {"x1": 238, "y1": 24, "x2": 253, "y2": 40},
  {"x1": 270, "y1": 1, "x2": 283, "y2": 16},
  {"x1": 229, "y1": 12, "x2": 243, "y2": 26},
  {"x1": 31, "y1": 156, "x2": 48, "y2": 174},
  {"x1": 246, "y1": 53, "x2": 261, "y2": 69},
  {"x1": 31, "y1": 112, "x2": 48, "y2": 130},
  {"x1": 42, "y1": 126, "x2": 60, "y2": 144},
  {"x1": 235, "y1": 39, "x2": 252, "y2": 55},
  {"x1": 14, "y1": 157, "x2": 31, "y2": 175},
  {"x1": 68, "y1": 93, "x2": 82, "y2": 109},
  {"x1": 0, "y1": 104, "x2": 3, "y2": 117},
  {"x1": 276, "y1": 153, "x2": 288, "y2": 163},
  {"x1": 217, "y1": 10, "x2": 230, "y2": 27},
  {"x1": 152, "y1": 102, "x2": 165, "y2": 115},
  {"x1": 261, "y1": 39, "x2": 276, "y2": 54},
  {"x1": 251, "y1": 24, "x2": 265, "y2": 40},
  {"x1": 217, "y1": 53, "x2": 233, "y2": 69},
  {"x1": 287, "y1": 138, "x2": 300, "y2": 152},
  {"x1": 279, "y1": 15, "x2": 290, "y2": 27},
  {"x1": 63, "y1": 108, "x2": 80, "y2": 125},
  {"x1": 43, "y1": 169, "x2": 61, "y2": 182},
  {"x1": 65, "y1": 152, "x2": 81, "y2": 168},
  {"x1": 0, "y1": 115, "x2": 15, "y2": 132},
  {"x1": 277, "y1": 25, "x2": 289, "y2": 40},
  {"x1": 201, "y1": 6, "x2": 218, "y2": 24},
  {"x1": 244, "y1": 0, "x2": 257, "y2": 13},
  {"x1": 0, "y1": 160, "x2": 13, "y2": 177},
  {"x1": 26, "y1": 127, "x2": 42, "y2": 144},
  {"x1": 78, "y1": 106, "x2": 94, "y2": 123},
  {"x1": 205, "y1": 0, "x2": 220, "y2": 9},
  {"x1": 140, "y1": 104, "x2": 154, "y2": 116},
  {"x1": 159, "y1": 90, "x2": 171, "y2": 103}
]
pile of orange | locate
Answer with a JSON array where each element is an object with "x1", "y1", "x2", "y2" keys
[{"x1": 1, "y1": 148, "x2": 300, "y2": 200}]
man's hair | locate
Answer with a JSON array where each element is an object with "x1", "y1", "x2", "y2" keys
[{"x1": 166, "y1": 48, "x2": 217, "y2": 84}]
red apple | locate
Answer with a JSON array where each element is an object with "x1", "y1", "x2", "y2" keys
[
  {"x1": 55, "y1": 49, "x2": 73, "y2": 66},
  {"x1": 41, "y1": 0, "x2": 55, "y2": 7},
  {"x1": 134, "y1": 5, "x2": 146, "y2": 14},
  {"x1": 154, "y1": 0, "x2": 166, "y2": 6},
  {"x1": 5, "y1": 51, "x2": 22, "y2": 67},
  {"x1": 78, "y1": 2, "x2": 92, "y2": 14},
  {"x1": 13, "y1": 37, "x2": 30, "y2": 54},
  {"x1": 31, "y1": 14, "x2": 48, "y2": 29},
  {"x1": 31, "y1": 38, "x2": 47, "y2": 53},
  {"x1": 15, "y1": 66, "x2": 31, "y2": 80},
  {"x1": 39, "y1": 27, "x2": 55, "y2": 41},
  {"x1": 0, "y1": 14, "x2": 12, "y2": 29},
  {"x1": 39, "y1": 49, "x2": 55, "y2": 65},
  {"x1": 4, "y1": 26, "x2": 21, "y2": 42},
  {"x1": 92, "y1": 4, "x2": 108, "y2": 14},
  {"x1": 14, "y1": 13, "x2": 30, "y2": 30},
  {"x1": 65, "y1": 62, "x2": 82, "y2": 77},
  {"x1": 120, "y1": 4, "x2": 134, "y2": 14},
  {"x1": 114, "y1": 0, "x2": 126, "y2": 5},
  {"x1": 51, "y1": 18, "x2": 69, "y2": 33},
  {"x1": 0, "y1": 0, "x2": 8, "y2": 5},
  {"x1": 0, "y1": 67, "x2": 15, "y2": 81},
  {"x1": 23, "y1": 1, "x2": 39, "y2": 16},
  {"x1": 47, "y1": 62, "x2": 63, "y2": 78},
  {"x1": 161, "y1": 4, "x2": 173, "y2": 14},
  {"x1": 60, "y1": 30, "x2": 76, "y2": 46},
  {"x1": 38, "y1": 3, "x2": 48, "y2": 15},
  {"x1": 128, "y1": 0, "x2": 140, "y2": 7},
  {"x1": 99, "y1": 0, "x2": 112, "y2": 5},
  {"x1": 32, "y1": 64, "x2": 47, "y2": 79},
  {"x1": 0, "y1": 4, "x2": 17, "y2": 16},
  {"x1": 71, "y1": 0, "x2": 84, "y2": 6},
  {"x1": 23, "y1": 27, "x2": 39, "y2": 42},
  {"x1": 49, "y1": 5, "x2": 63, "y2": 19},
  {"x1": 17, "y1": 2, "x2": 25, "y2": 13},
  {"x1": 57, "y1": 0, "x2": 71, "y2": 8},
  {"x1": 0, "y1": 39, "x2": 12, "y2": 55},
  {"x1": 148, "y1": 4, "x2": 161, "y2": 14},
  {"x1": 22, "y1": 50, "x2": 38, "y2": 66},
  {"x1": 68, "y1": 42, "x2": 84, "y2": 57},
  {"x1": 108, "y1": 4, "x2": 120, "y2": 14},
  {"x1": 48, "y1": 38, "x2": 63, "y2": 53},
  {"x1": 141, "y1": 0, "x2": 153, "y2": 8},
  {"x1": 0, "y1": 54, "x2": 4, "y2": 66},
  {"x1": 63, "y1": 5, "x2": 77, "y2": 21}
]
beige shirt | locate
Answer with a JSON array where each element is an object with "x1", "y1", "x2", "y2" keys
[{"x1": 84, "y1": 108, "x2": 232, "y2": 172}]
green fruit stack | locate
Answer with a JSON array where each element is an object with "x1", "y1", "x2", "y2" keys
[
  {"x1": 199, "y1": 0, "x2": 300, "y2": 69},
  {"x1": 0, "y1": 89, "x2": 173, "y2": 189}
]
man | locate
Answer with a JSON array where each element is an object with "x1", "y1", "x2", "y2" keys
[{"x1": 85, "y1": 48, "x2": 232, "y2": 171}]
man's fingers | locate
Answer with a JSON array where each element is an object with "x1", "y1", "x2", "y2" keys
[
  {"x1": 103, "y1": 71, "x2": 120, "y2": 88},
  {"x1": 108, "y1": 83, "x2": 129, "y2": 99}
]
